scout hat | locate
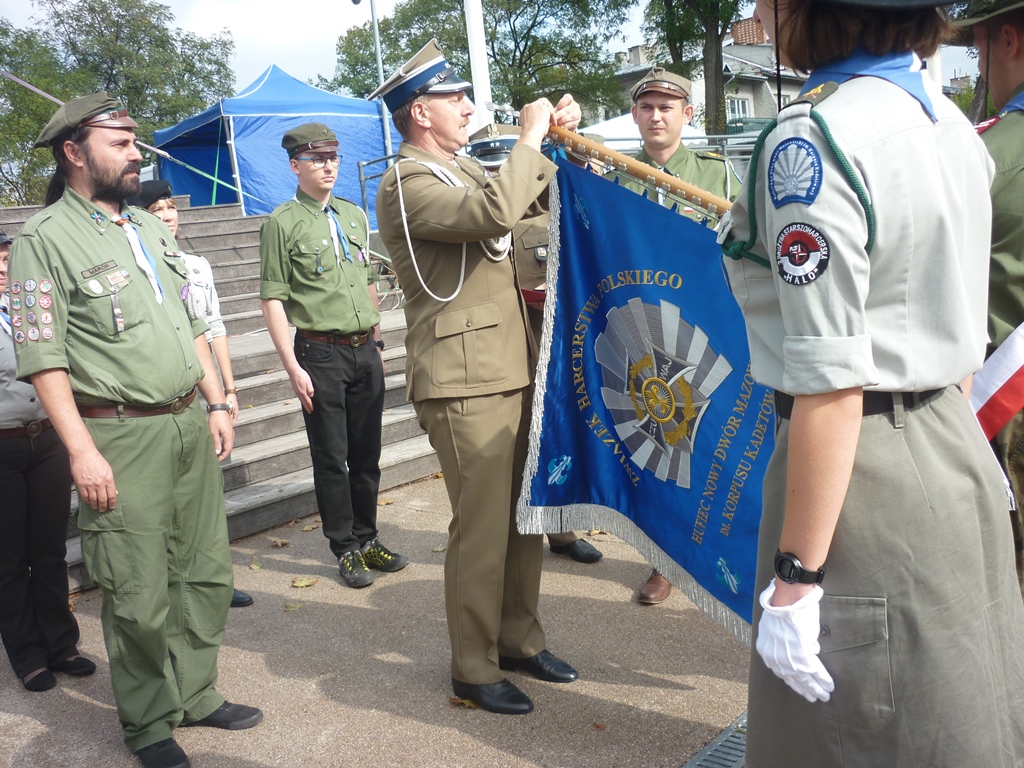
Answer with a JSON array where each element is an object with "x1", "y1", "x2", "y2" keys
[
  {"x1": 281, "y1": 123, "x2": 339, "y2": 158},
  {"x1": 950, "y1": 0, "x2": 1024, "y2": 41},
  {"x1": 0, "y1": 229, "x2": 11, "y2": 247},
  {"x1": 127, "y1": 179, "x2": 173, "y2": 210},
  {"x1": 369, "y1": 39, "x2": 471, "y2": 113},
  {"x1": 466, "y1": 124, "x2": 520, "y2": 168},
  {"x1": 34, "y1": 91, "x2": 138, "y2": 149},
  {"x1": 631, "y1": 68, "x2": 692, "y2": 103}
]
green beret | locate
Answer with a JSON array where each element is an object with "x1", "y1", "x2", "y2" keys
[
  {"x1": 127, "y1": 179, "x2": 173, "y2": 210},
  {"x1": 631, "y1": 68, "x2": 692, "y2": 103},
  {"x1": 34, "y1": 92, "x2": 138, "y2": 149},
  {"x1": 281, "y1": 123, "x2": 339, "y2": 158}
]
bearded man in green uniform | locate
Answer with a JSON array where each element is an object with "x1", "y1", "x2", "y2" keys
[
  {"x1": 11, "y1": 93, "x2": 262, "y2": 768},
  {"x1": 955, "y1": 0, "x2": 1024, "y2": 597},
  {"x1": 619, "y1": 68, "x2": 741, "y2": 605},
  {"x1": 259, "y1": 124, "x2": 406, "y2": 589},
  {"x1": 372, "y1": 40, "x2": 581, "y2": 715}
]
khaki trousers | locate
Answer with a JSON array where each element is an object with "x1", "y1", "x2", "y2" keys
[
  {"x1": 991, "y1": 409, "x2": 1024, "y2": 600},
  {"x1": 416, "y1": 389, "x2": 545, "y2": 684}
]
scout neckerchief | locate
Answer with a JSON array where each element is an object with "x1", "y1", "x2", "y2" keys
[
  {"x1": 1001, "y1": 90, "x2": 1024, "y2": 117},
  {"x1": 113, "y1": 213, "x2": 164, "y2": 303},
  {"x1": 802, "y1": 48, "x2": 936, "y2": 122},
  {"x1": 325, "y1": 205, "x2": 353, "y2": 264},
  {"x1": 0, "y1": 294, "x2": 10, "y2": 336}
]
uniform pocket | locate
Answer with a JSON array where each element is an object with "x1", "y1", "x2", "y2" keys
[
  {"x1": 818, "y1": 595, "x2": 895, "y2": 729},
  {"x1": 76, "y1": 270, "x2": 140, "y2": 337},
  {"x1": 295, "y1": 238, "x2": 333, "y2": 277},
  {"x1": 297, "y1": 338, "x2": 333, "y2": 363},
  {"x1": 432, "y1": 300, "x2": 506, "y2": 388},
  {"x1": 79, "y1": 507, "x2": 142, "y2": 595}
]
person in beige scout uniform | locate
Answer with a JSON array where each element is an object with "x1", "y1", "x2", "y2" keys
[
  {"x1": 11, "y1": 93, "x2": 261, "y2": 768},
  {"x1": 372, "y1": 40, "x2": 581, "y2": 715},
  {"x1": 465, "y1": 124, "x2": 604, "y2": 566}
]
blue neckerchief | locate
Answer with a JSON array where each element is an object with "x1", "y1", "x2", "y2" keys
[
  {"x1": 801, "y1": 48, "x2": 936, "y2": 122},
  {"x1": 1001, "y1": 91, "x2": 1024, "y2": 117},
  {"x1": 122, "y1": 213, "x2": 165, "y2": 298},
  {"x1": 326, "y1": 207, "x2": 353, "y2": 263}
]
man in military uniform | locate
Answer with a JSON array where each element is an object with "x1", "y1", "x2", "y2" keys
[
  {"x1": 372, "y1": 40, "x2": 581, "y2": 715},
  {"x1": 11, "y1": 93, "x2": 261, "y2": 768},
  {"x1": 955, "y1": 0, "x2": 1024, "y2": 595},
  {"x1": 466, "y1": 124, "x2": 603, "y2": 565},
  {"x1": 260, "y1": 123, "x2": 406, "y2": 588},
  {"x1": 622, "y1": 68, "x2": 741, "y2": 605}
]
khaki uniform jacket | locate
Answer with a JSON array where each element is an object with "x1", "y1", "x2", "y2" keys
[
  {"x1": 984, "y1": 82, "x2": 1024, "y2": 352},
  {"x1": 375, "y1": 141, "x2": 556, "y2": 402},
  {"x1": 620, "y1": 143, "x2": 740, "y2": 211}
]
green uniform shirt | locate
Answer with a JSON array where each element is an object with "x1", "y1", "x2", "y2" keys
[
  {"x1": 10, "y1": 187, "x2": 207, "y2": 406},
  {"x1": 623, "y1": 143, "x2": 738, "y2": 203},
  {"x1": 259, "y1": 187, "x2": 379, "y2": 335},
  {"x1": 984, "y1": 82, "x2": 1024, "y2": 351}
]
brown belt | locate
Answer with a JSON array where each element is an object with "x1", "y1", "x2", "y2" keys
[
  {"x1": 0, "y1": 418, "x2": 52, "y2": 439},
  {"x1": 774, "y1": 389, "x2": 943, "y2": 420},
  {"x1": 77, "y1": 387, "x2": 197, "y2": 419},
  {"x1": 296, "y1": 329, "x2": 371, "y2": 347}
]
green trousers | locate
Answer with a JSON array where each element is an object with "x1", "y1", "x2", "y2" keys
[
  {"x1": 992, "y1": 409, "x2": 1024, "y2": 601},
  {"x1": 77, "y1": 402, "x2": 232, "y2": 751}
]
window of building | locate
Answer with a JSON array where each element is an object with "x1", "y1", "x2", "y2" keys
[{"x1": 727, "y1": 97, "x2": 751, "y2": 120}]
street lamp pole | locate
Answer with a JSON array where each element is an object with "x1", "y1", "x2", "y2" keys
[{"x1": 354, "y1": 0, "x2": 393, "y2": 157}]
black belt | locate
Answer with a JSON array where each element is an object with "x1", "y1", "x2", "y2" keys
[
  {"x1": 296, "y1": 329, "x2": 370, "y2": 347},
  {"x1": 0, "y1": 418, "x2": 52, "y2": 439},
  {"x1": 774, "y1": 389, "x2": 944, "y2": 420}
]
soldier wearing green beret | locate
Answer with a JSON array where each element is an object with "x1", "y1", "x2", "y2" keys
[
  {"x1": 259, "y1": 122, "x2": 406, "y2": 589},
  {"x1": 10, "y1": 92, "x2": 262, "y2": 768},
  {"x1": 954, "y1": 0, "x2": 1024, "y2": 598},
  {"x1": 373, "y1": 39, "x2": 581, "y2": 715}
]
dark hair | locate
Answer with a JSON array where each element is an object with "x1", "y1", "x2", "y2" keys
[
  {"x1": 44, "y1": 125, "x2": 93, "y2": 207},
  {"x1": 390, "y1": 94, "x2": 428, "y2": 138},
  {"x1": 779, "y1": 0, "x2": 950, "y2": 73}
]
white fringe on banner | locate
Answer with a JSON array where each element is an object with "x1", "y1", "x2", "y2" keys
[{"x1": 517, "y1": 171, "x2": 751, "y2": 647}]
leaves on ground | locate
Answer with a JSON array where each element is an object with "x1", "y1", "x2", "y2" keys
[
  {"x1": 250, "y1": 554, "x2": 264, "y2": 570},
  {"x1": 377, "y1": 498, "x2": 394, "y2": 507},
  {"x1": 302, "y1": 524, "x2": 320, "y2": 532},
  {"x1": 431, "y1": 545, "x2": 447, "y2": 553},
  {"x1": 593, "y1": 722, "x2": 607, "y2": 731},
  {"x1": 291, "y1": 577, "x2": 319, "y2": 588},
  {"x1": 68, "y1": 598, "x2": 76, "y2": 613},
  {"x1": 587, "y1": 529, "x2": 608, "y2": 536},
  {"x1": 268, "y1": 536, "x2": 292, "y2": 548},
  {"x1": 284, "y1": 601, "x2": 303, "y2": 612},
  {"x1": 243, "y1": 404, "x2": 254, "y2": 409},
  {"x1": 287, "y1": 519, "x2": 299, "y2": 527},
  {"x1": 433, "y1": 471, "x2": 444, "y2": 479},
  {"x1": 313, "y1": 516, "x2": 322, "y2": 523},
  {"x1": 449, "y1": 696, "x2": 479, "y2": 709}
]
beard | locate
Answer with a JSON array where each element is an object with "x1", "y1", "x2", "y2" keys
[{"x1": 84, "y1": 149, "x2": 142, "y2": 205}]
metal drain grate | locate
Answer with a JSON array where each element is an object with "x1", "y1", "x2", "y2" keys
[{"x1": 681, "y1": 713, "x2": 747, "y2": 768}]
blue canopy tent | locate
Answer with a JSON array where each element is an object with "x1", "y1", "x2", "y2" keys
[{"x1": 153, "y1": 65, "x2": 399, "y2": 226}]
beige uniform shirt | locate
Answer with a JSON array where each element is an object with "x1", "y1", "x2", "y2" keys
[{"x1": 720, "y1": 76, "x2": 993, "y2": 395}]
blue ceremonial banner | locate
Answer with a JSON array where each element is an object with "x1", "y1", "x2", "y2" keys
[{"x1": 518, "y1": 157, "x2": 775, "y2": 640}]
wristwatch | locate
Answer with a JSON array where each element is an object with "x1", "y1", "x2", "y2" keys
[
  {"x1": 207, "y1": 402, "x2": 232, "y2": 414},
  {"x1": 774, "y1": 550, "x2": 825, "y2": 585},
  {"x1": 374, "y1": 339, "x2": 385, "y2": 350}
]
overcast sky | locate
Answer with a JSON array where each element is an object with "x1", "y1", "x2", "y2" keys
[{"x1": 3, "y1": 0, "x2": 976, "y2": 95}]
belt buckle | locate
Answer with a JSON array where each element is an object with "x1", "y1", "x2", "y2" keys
[
  {"x1": 350, "y1": 333, "x2": 366, "y2": 348},
  {"x1": 169, "y1": 397, "x2": 187, "y2": 415},
  {"x1": 26, "y1": 420, "x2": 43, "y2": 438}
]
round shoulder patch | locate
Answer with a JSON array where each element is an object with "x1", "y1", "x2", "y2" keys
[
  {"x1": 768, "y1": 137, "x2": 822, "y2": 209},
  {"x1": 776, "y1": 223, "x2": 830, "y2": 286}
]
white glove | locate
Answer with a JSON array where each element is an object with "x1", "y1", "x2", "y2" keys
[{"x1": 755, "y1": 578, "x2": 835, "y2": 703}]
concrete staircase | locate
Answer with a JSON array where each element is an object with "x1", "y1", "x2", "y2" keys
[{"x1": 0, "y1": 197, "x2": 438, "y2": 591}]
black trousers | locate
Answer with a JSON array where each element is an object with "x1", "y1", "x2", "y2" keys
[
  {"x1": 295, "y1": 336, "x2": 384, "y2": 558},
  {"x1": 0, "y1": 426, "x2": 79, "y2": 679}
]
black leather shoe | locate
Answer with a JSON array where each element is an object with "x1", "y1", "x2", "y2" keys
[
  {"x1": 53, "y1": 655, "x2": 97, "y2": 676},
  {"x1": 549, "y1": 538, "x2": 603, "y2": 563},
  {"x1": 135, "y1": 738, "x2": 191, "y2": 768},
  {"x1": 230, "y1": 589, "x2": 254, "y2": 608},
  {"x1": 499, "y1": 650, "x2": 578, "y2": 683},
  {"x1": 451, "y1": 678, "x2": 533, "y2": 715},
  {"x1": 182, "y1": 701, "x2": 263, "y2": 730}
]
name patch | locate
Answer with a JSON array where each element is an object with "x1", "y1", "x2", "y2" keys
[{"x1": 776, "y1": 223, "x2": 830, "y2": 286}]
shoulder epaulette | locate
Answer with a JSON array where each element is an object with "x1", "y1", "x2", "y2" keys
[
  {"x1": 17, "y1": 208, "x2": 55, "y2": 237},
  {"x1": 977, "y1": 115, "x2": 1001, "y2": 135},
  {"x1": 696, "y1": 150, "x2": 727, "y2": 161},
  {"x1": 788, "y1": 82, "x2": 839, "y2": 109}
]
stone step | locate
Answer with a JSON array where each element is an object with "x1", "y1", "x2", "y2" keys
[
  {"x1": 234, "y1": 367, "x2": 407, "y2": 409},
  {"x1": 178, "y1": 215, "x2": 264, "y2": 239},
  {"x1": 220, "y1": 291, "x2": 260, "y2": 316},
  {"x1": 66, "y1": 433, "x2": 440, "y2": 591},
  {"x1": 211, "y1": 257, "x2": 261, "y2": 280},
  {"x1": 179, "y1": 229, "x2": 262, "y2": 253},
  {"x1": 223, "y1": 309, "x2": 267, "y2": 336},
  {"x1": 213, "y1": 274, "x2": 260, "y2": 298}
]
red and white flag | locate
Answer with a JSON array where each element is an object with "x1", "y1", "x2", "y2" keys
[{"x1": 971, "y1": 323, "x2": 1024, "y2": 440}]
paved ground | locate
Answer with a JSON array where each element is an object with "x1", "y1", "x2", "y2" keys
[{"x1": 0, "y1": 476, "x2": 749, "y2": 768}]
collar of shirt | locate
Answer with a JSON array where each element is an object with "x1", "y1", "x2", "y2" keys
[
  {"x1": 0, "y1": 293, "x2": 9, "y2": 336},
  {"x1": 1000, "y1": 83, "x2": 1024, "y2": 117},
  {"x1": 800, "y1": 48, "x2": 937, "y2": 122},
  {"x1": 291, "y1": 187, "x2": 354, "y2": 264},
  {"x1": 60, "y1": 186, "x2": 133, "y2": 232}
]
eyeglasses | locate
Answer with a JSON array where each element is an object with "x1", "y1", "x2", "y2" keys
[{"x1": 295, "y1": 154, "x2": 341, "y2": 169}]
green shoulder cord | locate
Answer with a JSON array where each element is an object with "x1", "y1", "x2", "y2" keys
[{"x1": 721, "y1": 105, "x2": 876, "y2": 267}]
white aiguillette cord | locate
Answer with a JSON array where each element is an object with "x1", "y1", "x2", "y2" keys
[{"x1": 114, "y1": 215, "x2": 163, "y2": 303}]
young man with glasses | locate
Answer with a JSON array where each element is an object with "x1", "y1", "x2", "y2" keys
[{"x1": 259, "y1": 123, "x2": 407, "y2": 588}]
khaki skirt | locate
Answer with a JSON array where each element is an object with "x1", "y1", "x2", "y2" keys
[{"x1": 746, "y1": 386, "x2": 1024, "y2": 768}]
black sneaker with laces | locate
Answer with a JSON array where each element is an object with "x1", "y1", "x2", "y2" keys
[
  {"x1": 361, "y1": 537, "x2": 410, "y2": 572},
  {"x1": 338, "y1": 549, "x2": 375, "y2": 588}
]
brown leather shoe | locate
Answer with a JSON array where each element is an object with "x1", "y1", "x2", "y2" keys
[{"x1": 638, "y1": 569, "x2": 671, "y2": 604}]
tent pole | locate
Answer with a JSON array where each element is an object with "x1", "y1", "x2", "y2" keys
[
  {"x1": 222, "y1": 113, "x2": 245, "y2": 215},
  {"x1": 211, "y1": 116, "x2": 224, "y2": 206}
]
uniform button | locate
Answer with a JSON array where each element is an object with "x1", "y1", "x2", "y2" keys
[
  {"x1": 536, "y1": 173, "x2": 546, "y2": 181},
  {"x1": 188, "y1": 364, "x2": 193, "y2": 370},
  {"x1": 350, "y1": 283, "x2": 355, "y2": 287},
  {"x1": 465, "y1": 320, "x2": 472, "y2": 327},
  {"x1": 176, "y1": 325, "x2": 180, "y2": 330}
]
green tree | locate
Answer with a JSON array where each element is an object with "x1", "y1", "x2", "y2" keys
[
  {"x1": 0, "y1": 0, "x2": 234, "y2": 205},
  {"x1": 642, "y1": 0, "x2": 743, "y2": 136},
  {"x1": 320, "y1": 0, "x2": 634, "y2": 117}
]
